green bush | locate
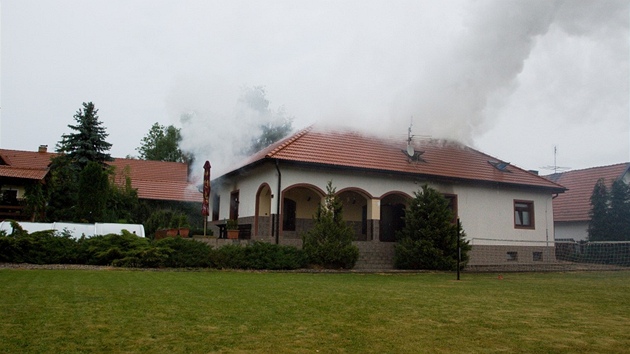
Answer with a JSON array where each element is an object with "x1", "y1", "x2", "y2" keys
[
  {"x1": 112, "y1": 246, "x2": 171, "y2": 268},
  {"x1": 154, "y1": 237, "x2": 213, "y2": 268},
  {"x1": 212, "y1": 242, "x2": 307, "y2": 270},
  {"x1": 0, "y1": 225, "x2": 306, "y2": 270},
  {"x1": 77, "y1": 230, "x2": 151, "y2": 265},
  {"x1": 0, "y1": 229, "x2": 79, "y2": 264},
  {"x1": 212, "y1": 244, "x2": 247, "y2": 269}
]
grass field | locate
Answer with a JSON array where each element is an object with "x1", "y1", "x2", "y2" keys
[{"x1": 1, "y1": 269, "x2": 629, "y2": 353}]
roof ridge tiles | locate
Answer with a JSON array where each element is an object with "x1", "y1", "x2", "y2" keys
[{"x1": 545, "y1": 162, "x2": 630, "y2": 177}]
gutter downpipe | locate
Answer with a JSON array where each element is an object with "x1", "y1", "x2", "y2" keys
[{"x1": 275, "y1": 159, "x2": 281, "y2": 245}]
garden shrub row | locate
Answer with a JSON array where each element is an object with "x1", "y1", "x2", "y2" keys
[{"x1": 0, "y1": 227, "x2": 307, "y2": 270}]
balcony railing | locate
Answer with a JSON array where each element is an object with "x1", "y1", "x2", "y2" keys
[{"x1": 0, "y1": 202, "x2": 27, "y2": 221}]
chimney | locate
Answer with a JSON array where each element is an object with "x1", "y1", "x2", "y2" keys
[{"x1": 38, "y1": 145, "x2": 48, "y2": 153}]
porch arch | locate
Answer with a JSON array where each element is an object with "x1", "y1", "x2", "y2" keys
[
  {"x1": 379, "y1": 191, "x2": 411, "y2": 242},
  {"x1": 254, "y1": 183, "x2": 273, "y2": 237},
  {"x1": 281, "y1": 184, "x2": 325, "y2": 239},
  {"x1": 337, "y1": 188, "x2": 371, "y2": 241}
]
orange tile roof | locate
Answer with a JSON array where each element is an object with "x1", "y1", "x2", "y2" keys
[
  {"x1": 110, "y1": 159, "x2": 202, "y2": 203},
  {"x1": 0, "y1": 149, "x2": 52, "y2": 180},
  {"x1": 545, "y1": 163, "x2": 630, "y2": 222},
  {"x1": 231, "y1": 127, "x2": 566, "y2": 192},
  {"x1": 0, "y1": 148, "x2": 201, "y2": 203},
  {"x1": 0, "y1": 166, "x2": 49, "y2": 180}
]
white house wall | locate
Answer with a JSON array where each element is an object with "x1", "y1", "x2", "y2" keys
[
  {"x1": 212, "y1": 161, "x2": 555, "y2": 246},
  {"x1": 458, "y1": 186, "x2": 554, "y2": 246},
  {"x1": 554, "y1": 221, "x2": 589, "y2": 241}
]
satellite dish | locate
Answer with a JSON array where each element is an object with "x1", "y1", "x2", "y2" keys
[{"x1": 406, "y1": 144, "x2": 415, "y2": 157}]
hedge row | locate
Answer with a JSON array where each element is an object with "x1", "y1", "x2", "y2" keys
[{"x1": 0, "y1": 228, "x2": 307, "y2": 270}]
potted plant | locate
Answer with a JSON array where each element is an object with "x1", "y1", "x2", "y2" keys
[
  {"x1": 226, "y1": 219, "x2": 239, "y2": 239},
  {"x1": 171, "y1": 213, "x2": 190, "y2": 238}
]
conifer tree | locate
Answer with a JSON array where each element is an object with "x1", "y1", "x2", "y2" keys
[
  {"x1": 302, "y1": 181, "x2": 359, "y2": 269},
  {"x1": 76, "y1": 161, "x2": 109, "y2": 222},
  {"x1": 56, "y1": 102, "x2": 113, "y2": 169},
  {"x1": 608, "y1": 179, "x2": 630, "y2": 241},
  {"x1": 46, "y1": 102, "x2": 138, "y2": 223},
  {"x1": 588, "y1": 178, "x2": 610, "y2": 241},
  {"x1": 394, "y1": 184, "x2": 469, "y2": 270}
]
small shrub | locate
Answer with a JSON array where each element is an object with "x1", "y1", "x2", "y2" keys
[
  {"x1": 154, "y1": 237, "x2": 213, "y2": 268},
  {"x1": 212, "y1": 242, "x2": 307, "y2": 270},
  {"x1": 212, "y1": 244, "x2": 247, "y2": 269},
  {"x1": 112, "y1": 246, "x2": 171, "y2": 268},
  {"x1": 302, "y1": 181, "x2": 359, "y2": 269},
  {"x1": 0, "y1": 229, "x2": 79, "y2": 264},
  {"x1": 77, "y1": 230, "x2": 151, "y2": 265}
]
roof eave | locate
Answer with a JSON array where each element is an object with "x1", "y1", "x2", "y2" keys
[{"x1": 218, "y1": 158, "x2": 566, "y2": 194}]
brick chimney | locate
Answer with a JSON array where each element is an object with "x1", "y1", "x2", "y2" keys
[{"x1": 38, "y1": 145, "x2": 48, "y2": 153}]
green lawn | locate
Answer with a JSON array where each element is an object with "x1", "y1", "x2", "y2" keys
[{"x1": 1, "y1": 269, "x2": 629, "y2": 353}]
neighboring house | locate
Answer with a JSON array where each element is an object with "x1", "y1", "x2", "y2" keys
[
  {"x1": 545, "y1": 163, "x2": 630, "y2": 241},
  {"x1": 0, "y1": 146, "x2": 52, "y2": 220},
  {"x1": 0, "y1": 146, "x2": 201, "y2": 221},
  {"x1": 209, "y1": 127, "x2": 565, "y2": 267}
]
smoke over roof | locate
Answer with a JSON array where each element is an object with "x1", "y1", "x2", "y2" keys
[{"x1": 164, "y1": 1, "x2": 626, "y2": 180}]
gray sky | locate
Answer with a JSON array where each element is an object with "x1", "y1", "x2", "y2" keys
[{"x1": 2, "y1": 0, "x2": 628, "y2": 178}]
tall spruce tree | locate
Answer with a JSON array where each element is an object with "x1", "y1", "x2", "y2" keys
[
  {"x1": 302, "y1": 181, "x2": 359, "y2": 269},
  {"x1": 56, "y1": 102, "x2": 113, "y2": 169},
  {"x1": 588, "y1": 178, "x2": 610, "y2": 241},
  {"x1": 46, "y1": 102, "x2": 125, "y2": 222},
  {"x1": 394, "y1": 184, "x2": 470, "y2": 270},
  {"x1": 608, "y1": 179, "x2": 630, "y2": 241}
]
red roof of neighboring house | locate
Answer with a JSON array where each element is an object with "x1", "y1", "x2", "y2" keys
[
  {"x1": 231, "y1": 127, "x2": 565, "y2": 192},
  {"x1": 109, "y1": 158, "x2": 202, "y2": 202},
  {"x1": 0, "y1": 148, "x2": 202, "y2": 203},
  {"x1": 545, "y1": 163, "x2": 630, "y2": 222},
  {"x1": 0, "y1": 149, "x2": 52, "y2": 180}
]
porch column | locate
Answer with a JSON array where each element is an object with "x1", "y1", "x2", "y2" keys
[{"x1": 367, "y1": 198, "x2": 380, "y2": 241}]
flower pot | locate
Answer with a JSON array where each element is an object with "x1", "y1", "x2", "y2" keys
[
  {"x1": 227, "y1": 229, "x2": 239, "y2": 239},
  {"x1": 178, "y1": 228, "x2": 190, "y2": 237},
  {"x1": 166, "y1": 228, "x2": 178, "y2": 237},
  {"x1": 154, "y1": 229, "x2": 168, "y2": 240}
]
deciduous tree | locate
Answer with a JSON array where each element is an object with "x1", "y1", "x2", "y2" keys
[
  {"x1": 240, "y1": 86, "x2": 293, "y2": 153},
  {"x1": 136, "y1": 123, "x2": 192, "y2": 163}
]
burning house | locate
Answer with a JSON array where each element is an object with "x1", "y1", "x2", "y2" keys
[{"x1": 209, "y1": 126, "x2": 566, "y2": 269}]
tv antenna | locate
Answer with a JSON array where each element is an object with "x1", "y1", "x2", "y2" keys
[
  {"x1": 402, "y1": 118, "x2": 426, "y2": 162},
  {"x1": 541, "y1": 145, "x2": 570, "y2": 174}
]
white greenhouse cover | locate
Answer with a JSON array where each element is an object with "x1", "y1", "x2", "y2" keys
[{"x1": 0, "y1": 221, "x2": 145, "y2": 239}]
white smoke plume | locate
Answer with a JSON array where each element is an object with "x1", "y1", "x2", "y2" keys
[
  {"x1": 173, "y1": 84, "x2": 294, "y2": 180},
  {"x1": 167, "y1": 0, "x2": 628, "y2": 178},
  {"x1": 362, "y1": 0, "x2": 627, "y2": 147}
]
